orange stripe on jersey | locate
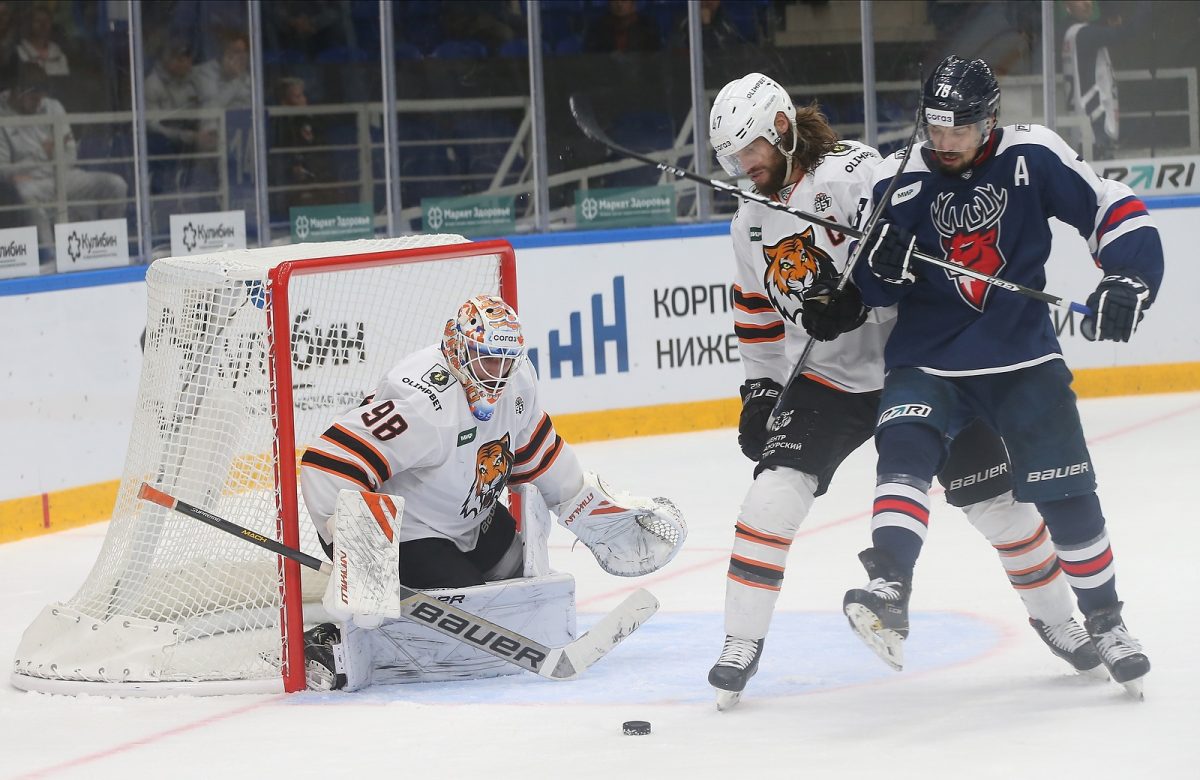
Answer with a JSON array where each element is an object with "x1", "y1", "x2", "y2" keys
[
  {"x1": 731, "y1": 553, "x2": 784, "y2": 573},
  {"x1": 800, "y1": 372, "x2": 847, "y2": 392},
  {"x1": 361, "y1": 492, "x2": 398, "y2": 541},
  {"x1": 300, "y1": 459, "x2": 373, "y2": 490},
  {"x1": 511, "y1": 436, "x2": 564, "y2": 484},
  {"x1": 727, "y1": 572, "x2": 781, "y2": 591},
  {"x1": 323, "y1": 424, "x2": 391, "y2": 484},
  {"x1": 732, "y1": 285, "x2": 774, "y2": 313},
  {"x1": 734, "y1": 522, "x2": 792, "y2": 549}
]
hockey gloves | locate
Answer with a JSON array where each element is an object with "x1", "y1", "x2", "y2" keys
[
  {"x1": 801, "y1": 280, "x2": 869, "y2": 341},
  {"x1": 864, "y1": 221, "x2": 918, "y2": 285},
  {"x1": 738, "y1": 378, "x2": 782, "y2": 461},
  {"x1": 1080, "y1": 274, "x2": 1151, "y2": 342}
]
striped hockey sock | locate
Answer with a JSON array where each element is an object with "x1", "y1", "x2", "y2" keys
[
  {"x1": 723, "y1": 521, "x2": 790, "y2": 639},
  {"x1": 869, "y1": 478, "x2": 930, "y2": 572},
  {"x1": 1055, "y1": 530, "x2": 1118, "y2": 613}
]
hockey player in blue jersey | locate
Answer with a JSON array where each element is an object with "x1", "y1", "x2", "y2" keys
[{"x1": 844, "y1": 55, "x2": 1160, "y2": 696}]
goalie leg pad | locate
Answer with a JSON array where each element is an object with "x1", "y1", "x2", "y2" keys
[
  {"x1": 321, "y1": 490, "x2": 406, "y2": 628},
  {"x1": 555, "y1": 472, "x2": 688, "y2": 577},
  {"x1": 349, "y1": 572, "x2": 578, "y2": 686},
  {"x1": 725, "y1": 467, "x2": 818, "y2": 639},
  {"x1": 962, "y1": 491, "x2": 1074, "y2": 625}
]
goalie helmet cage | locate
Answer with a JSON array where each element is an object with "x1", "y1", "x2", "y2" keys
[{"x1": 11, "y1": 235, "x2": 517, "y2": 696}]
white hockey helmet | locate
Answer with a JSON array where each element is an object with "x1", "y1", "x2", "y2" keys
[
  {"x1": 709, "y1": 72, "x2": 797, "y2": 177},
  {"x1": 440, "y1": 295, "x2": 526, "y2": 422}
]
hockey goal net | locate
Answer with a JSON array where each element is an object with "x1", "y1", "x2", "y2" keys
[{"x1": 11, "y1": 235, "x2": 516, "y2": 695}]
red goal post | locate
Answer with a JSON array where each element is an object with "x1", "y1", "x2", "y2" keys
[{"x1": 12, "y1": 235, "x2": 516, "y2": 695}]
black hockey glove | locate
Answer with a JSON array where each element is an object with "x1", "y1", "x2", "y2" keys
[
  {"x1": 801, "y1": 280, "x2": 869, "y2": 341},
  {"x1": 1080, "y1": 274, "x2": 1150, "y2": 342},
  {"x1": 863, "y1": 221, "x2": 918, "y2": 285},
  {"x1": 738, "y1": 378, "x2": 782, "y2": 461}
]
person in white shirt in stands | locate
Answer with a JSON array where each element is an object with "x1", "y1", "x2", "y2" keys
[
  {"x1": 16, "y1": 5, "x2": 67, "y2": 77},
  {"x1": 0, "y1": 63, "x2": 126, "y2": 251}
]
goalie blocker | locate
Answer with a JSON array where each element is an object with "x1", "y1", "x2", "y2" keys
[{"x1": 314, "y1": 475, "x2": 685, "y2": 687}]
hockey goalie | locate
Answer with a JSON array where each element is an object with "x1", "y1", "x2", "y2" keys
[{"x1": 297, "y1": 295, "x2": 687, "y2": 690}]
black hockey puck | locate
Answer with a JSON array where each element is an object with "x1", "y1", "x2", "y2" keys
[{"x1": 622, "y1": 720, "x2": 651, "y2": 736}]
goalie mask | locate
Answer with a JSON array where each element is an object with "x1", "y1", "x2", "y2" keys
[
  {"x1": 441, "y1": 295, "x2": 526, "y2": 422},
  {"x1": 709, "y1": 73, "x2": 798, "y2": 187}
]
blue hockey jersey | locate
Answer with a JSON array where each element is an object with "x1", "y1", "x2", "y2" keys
[{"x1": 852, "y1": 124, "x2": 1164, "y2": 375}]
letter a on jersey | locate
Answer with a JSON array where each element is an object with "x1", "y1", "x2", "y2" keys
[{"x1": 930, "y1": 184, "x2": 1009, "y2": 312}]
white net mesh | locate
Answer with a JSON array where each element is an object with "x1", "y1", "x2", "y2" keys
[{"x1": 12, "y1": 235, "x2": 508, "y2": 693}]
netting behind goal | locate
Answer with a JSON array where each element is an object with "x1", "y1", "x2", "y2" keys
[{"x1": 12, "y1": 235, "x2": 516, "y2": 695}]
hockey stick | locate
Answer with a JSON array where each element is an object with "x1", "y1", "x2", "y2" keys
[
  {"x1": 137, "y1": 483, "x2": 659, "y2": 682},
  {"x1": 568, "y1": 95, "x2": 1091, "y2": 316}
]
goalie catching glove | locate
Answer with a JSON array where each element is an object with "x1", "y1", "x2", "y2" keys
[{"x1": 555, "y1": 472, "x2": 687, "y2": 577}]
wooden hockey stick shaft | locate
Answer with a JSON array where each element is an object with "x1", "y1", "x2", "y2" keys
[
  {"x1": 568, "y1": 95, "x2": 1092, "y2": 316},
  {"x1": 137, "y1": 483, "x2": 657, "y2": 682}
]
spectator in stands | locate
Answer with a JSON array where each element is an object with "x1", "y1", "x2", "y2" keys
[
  {"x1": 270, "y1": 76, "x2": 335, "y2": 213},
  {"x1": 583, "y1": 0, "x2": 661, "y2": 53},
  {"x1": 265, "y1": 1, "x2": 354, "y2": 61},
  {"x1": 0, "y1": 2, "x2": 19, "y2": 91},
  {"x1": 0, "y1": 63, "x2": 127, "y2": 247},
  {"x1": 145, "y1": 37, "x2": 216, "y2": 154},
  {"x1": 669, "y1": 0, "x2": 748, "y2": 51},
  {"x1": 16, "y1": 4, "x2": 68, "y2": 76},
  {"x1": 196, "y1": 31, "x2": 251, "y2": 110},
  {"x1": 1061, "y1": 0, "x2": 1145, "y2": 160}
]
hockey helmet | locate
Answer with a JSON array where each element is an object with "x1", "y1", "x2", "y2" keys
[
  {"x1": 709, "y1": 73, "x2": 798, "y2": 178},
  {"x1": 440, "y1": 295, "x2": 526, "y2": 422},
  {"x1": 919, "y1": 56, "x2": 1001, "y2": 153}
]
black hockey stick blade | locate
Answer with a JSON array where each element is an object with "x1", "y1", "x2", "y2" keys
[{"x1": 138, "y1": 482, "x2": 658, "y2": 682}]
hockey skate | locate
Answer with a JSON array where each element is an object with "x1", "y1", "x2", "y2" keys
[
  {"x1": 1029, "y1": 617, "x2": 1106, "y2": 678},
  {"x1": 843, "y1": 548, "x2": 911, "y2": 671},
  {"x1": 304, "y1": 623, "x2": 347, "y2": 691},
  {"x1": 708, "y1": 635, "x2": 765, "y2": 711},
  {"x1": 1084, "y1": 602, "x2": 1150, "y2": 700}
]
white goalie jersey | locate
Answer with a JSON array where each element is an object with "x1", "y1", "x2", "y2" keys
[
  {"x1": 730, "y1": 139, "x2": 896, "y2": 393},
  {"x1": 300, "y1": 345, "x2": 584, "y2": 552}
]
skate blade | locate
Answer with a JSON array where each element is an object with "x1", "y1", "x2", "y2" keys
[
  {"x1": 1120, "y1": 677, "x2": 1145, "y2": 702},
  {"x1": 845, "y1": 603, "x2": 904, "y2": 671},
  {"x1": 1079, "y1": 664, "x2": 1110, "y2": 681},
  {"x1": 715, "y1": 689, "x2": 742, "y2": 711}
]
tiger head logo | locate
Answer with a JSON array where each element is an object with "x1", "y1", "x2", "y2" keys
[
  {"x1": 762, "y1": 227, "x2": 837, "y2": 322},
  {"x1": 461, "y1": 433, "x2": 513, "y2": 519}
]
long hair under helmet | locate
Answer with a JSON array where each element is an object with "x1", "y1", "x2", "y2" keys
[
  {"x1": 440, "y1": 295, "x2": 526, "y2": 422},
  {"x1": 709, "y1": 73, "x2": 798, "y2": 183},
  {"x1": 919, "y1": 55, "x2": 1001, "y2": 152}
]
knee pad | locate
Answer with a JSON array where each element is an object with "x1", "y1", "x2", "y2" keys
[
  {"x1": 961, "y1": 491, "x2": 1043, "y2": 545},
  {"x1": 738, "y1": 467, "x2": 819, "y2": 540}
]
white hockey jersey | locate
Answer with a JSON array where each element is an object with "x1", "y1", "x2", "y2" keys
[
  {"x1": 300, "y1": 345, "x2": 584, "y2": 552},
  {"x1": 730, "y1": 139, "x2": 895, "y2": 393}
]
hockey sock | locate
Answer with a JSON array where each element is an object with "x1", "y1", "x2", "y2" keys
[
  {"x1": 963, "y1": 493, "x2": 1071, "y2": 624},
  {"x1": 870, "y1": 475, "x2": 931, "y2": 573},
  {"x1": 724, "y1": 468, "x2": 816, "y2": 639},
  {"x1": 1037, "y1": 493, "x2": 1118, "y2": 613}
]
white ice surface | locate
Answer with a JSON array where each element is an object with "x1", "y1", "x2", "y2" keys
[{"x1": 3, "y1": 392, "x2": 1198, "y2": 779}]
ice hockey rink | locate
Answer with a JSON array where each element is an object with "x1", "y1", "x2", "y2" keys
[{"x1": 3, "y1": 390, "x2": 1198, "y2": 780}]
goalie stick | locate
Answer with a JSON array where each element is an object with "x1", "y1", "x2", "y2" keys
[
  {"x1": 568, "y1": 95, "x2": 1091, "y2": 317},
  {"x1": 137, "y1": 483, "x2": 659, "y2": 682}
]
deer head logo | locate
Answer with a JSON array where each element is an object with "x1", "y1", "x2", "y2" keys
[{"x1": 931, "y1": 184, "x2": 1009, "y2": 312}]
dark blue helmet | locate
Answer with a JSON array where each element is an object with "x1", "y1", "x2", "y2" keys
[{"x1": 922, "y1": 56, "x2": 1000, "y2": 128}]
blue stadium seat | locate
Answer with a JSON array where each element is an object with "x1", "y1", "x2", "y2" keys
[
  {"x1": 430, "y1": 39, "x2": 488, "y2": 60},
  {"x1": 554, "y1": 33, "x2": 583, "y2": 56},
  {"x1": 610, "y1": 110, "x2": 674, "y2": 152},
  {"x1": 394, "y1": 42, "x2": 423, "y2": 61},
  {"x1": 315, "y1": 46, "x2": 373, "y2": 64}
]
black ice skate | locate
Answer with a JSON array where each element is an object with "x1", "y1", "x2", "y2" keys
[
  {"x1": 843, "y1": 547, "x2": 911, "y2": 671},
  {"x1": 708, "y1": 635, "x2": 765, "y2": 711},
  {"x1": 304, "y1": 622, "x2": 347, "y2": 691},
  {"x1": 1084, "y1": 602, "x2": 1150, "y2": 699},
  {"x1": 1029, "y1": 617, "x2": 1105, "y2": 677}
]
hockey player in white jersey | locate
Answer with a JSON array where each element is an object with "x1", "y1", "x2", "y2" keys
[
  {"x1": 706, "y1": 73, "x2": 1100, "y2": 710},
  {"x1": 298, "y1": 294, "x2": 686, "y2": 689}
]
